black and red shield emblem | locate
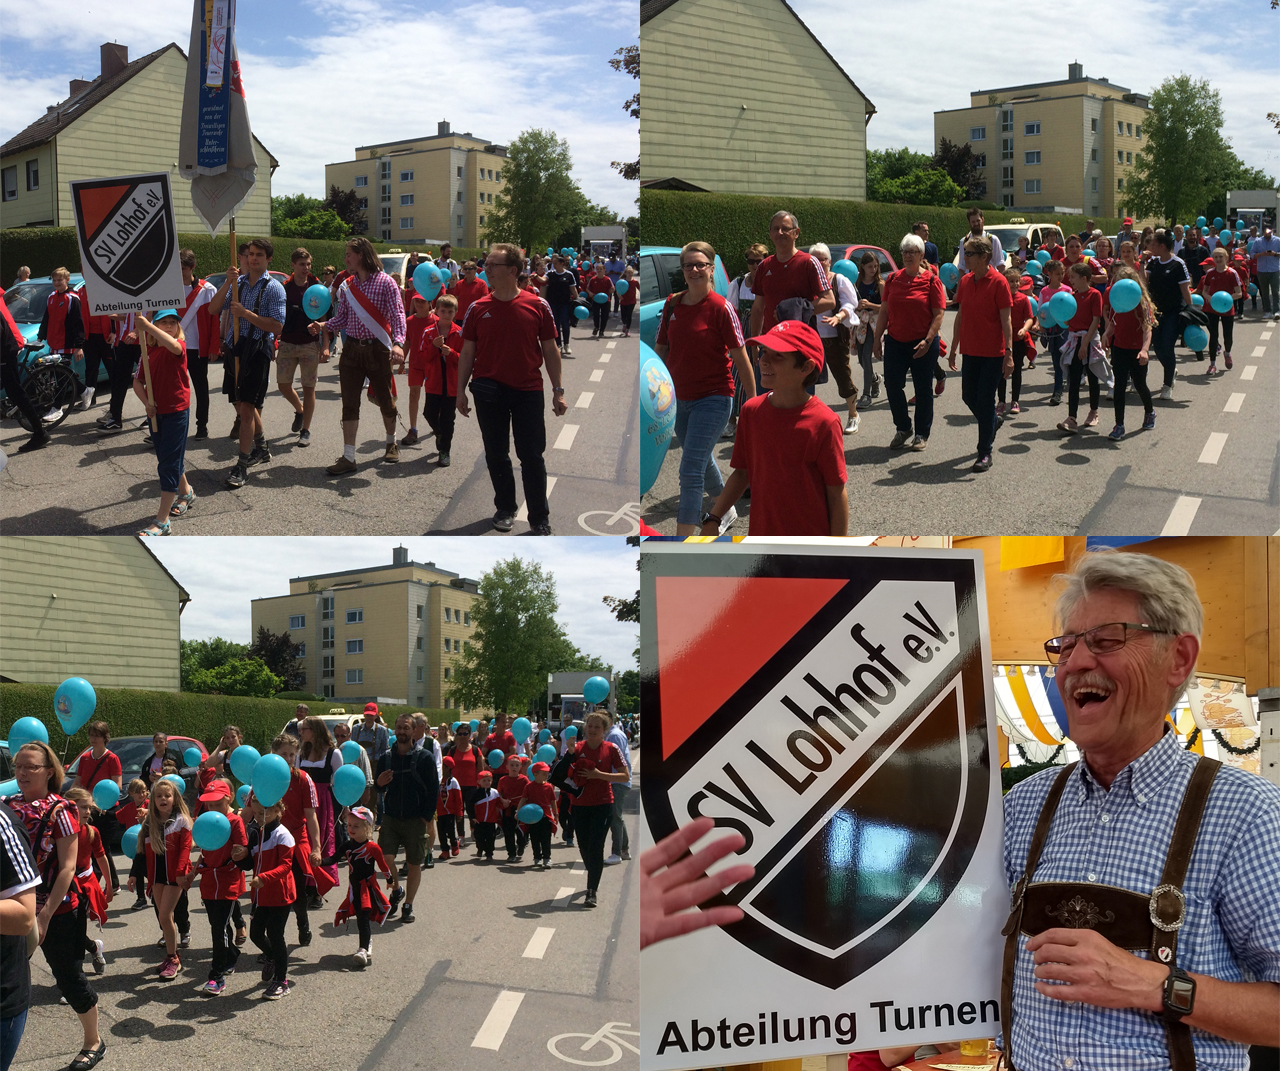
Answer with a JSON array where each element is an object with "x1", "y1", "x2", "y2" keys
[
  {"x1": 641, "y1": 545, "x2": 993, "y2": 990},
  {"x1": 72, "y1": 174, "x2": 177, "y2": 296}
]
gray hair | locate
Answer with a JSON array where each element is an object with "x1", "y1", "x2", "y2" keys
[
  {"x1": 770, "y1": 210, "x2": 799, "y2": 231},
  {"x1": 808, "y1": 242, "x2": 831, "y2": 262},
  {"x1": 900, "y1": 233, "x2": 925, "y2": 256}
]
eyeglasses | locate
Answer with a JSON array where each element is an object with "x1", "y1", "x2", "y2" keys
[
  {"x1": 681, "y1": 262, "x2": 712, "y2": 272},
  {"x1": 14, "y1": 763, "x2": 49, "y2": 773},
  {"x1": 455, "y1": 729, "x2": 470, "y2": 735},
  {"x1": 746, "y1": 259, "x2": 762, "y2": 266},
  {"x1": 1043, "y1": 621, "x2": 1175, "y2": 664}
]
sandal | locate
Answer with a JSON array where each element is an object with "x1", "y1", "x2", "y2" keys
[
  {"x1": 69, "y1": 1041, "x2": 107, "y2": 1071},
  {"x1": 138, "y1": 520, "x2": 171, "y2": 537},
  {"x1": 169, "y1": 490, "x2": 197, "y2": 518}
]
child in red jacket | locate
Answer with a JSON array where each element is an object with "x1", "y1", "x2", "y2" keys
[
  {"x1": 400, "y1": 293, "x2": 439, "y2": 446},
  {"x1": 498, "y1": 754, "x2": 530, "y2": 862},
  {"x1": 420, "y1": 294, "x2": 463, "y2": 466},
  {"x1": 239, "y1": 794, "x2": 296, "y2": 1000},
  {"x1": 334, "y1": 806, "x2": 397, "y2": 969},
  {"x1": 66, "y1": 788, "x2": 111, "y2": 975},
  {"x1": 473, "y1": 769, "x2": 502, "y2": 861},
  {"x1": 193, "y1": 779, "x2": 247, "y2": 995},
  {"x1": 437, "y1": 756, "x2": 464, "y2": 858},
  {"x1": 133, "y1": 778, "x2": 192, "y2": 980},
  {"x1": 523, "y1": 762, "x2": 559, "y2": 870}
]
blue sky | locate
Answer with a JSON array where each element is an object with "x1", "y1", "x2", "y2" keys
[
  {"x1": 0, "y1": 0, "x2": 639, "y2": 216},
  {"x1": 148, "y1": 537, "x2": 639, "y2": 672}
]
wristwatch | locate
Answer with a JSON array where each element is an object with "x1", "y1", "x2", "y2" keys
[
  {"x1": 1162, "y1": 965, "x2": 1196, "y2": 1022},
  {"x1": 703, "y1": 511, "x2": 723, "y2": 528},
  {"x1": 552, "y1": 387, "x2": 565, "y2": 396}
]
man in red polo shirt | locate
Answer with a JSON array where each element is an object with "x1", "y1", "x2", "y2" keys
[
  {"x1": 456, "y1": 243, "x2": 566, "y2": 535},
  {"x1": 483, "y1": 714, "x2": 518, "y2": 763},
  {"x1": 452, "y1": 261, "x2": 490, "y2": 322},
  {"x1": 748, "y1": 211, "x2": 835, "y2": 338},
  {"x1": 950, "y1": 234, "x2": 1013, "y2": 473}
]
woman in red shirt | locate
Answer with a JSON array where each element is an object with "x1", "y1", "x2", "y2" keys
[
  {"x1": 568, "y1": 712, "x2": 630, "y2": 908},
  {"x1": 950, "y1": 234, "x2": 1013, "y2": 472},
  {"x1": 1102, "y1": 267, "x2": 1156, "y2": 440},
  {"x1": 1199, "y1": 246, "x2": 1245, "y2": 374},
  {"x1": 585, "y1": 263, "x2": 616, "y2": 339},
  {"x1": 654, "y1": 241, "x2": 754, "y2": 535},
  {"x1": 444, "y1": 726, "x2": 482, "y2": 846},
  {"x1": 619, "y1": 266, "x2": 638, "y2": 338},
  {"x1": 133, "y1": 309, "x2": 192, "y2": 536}
]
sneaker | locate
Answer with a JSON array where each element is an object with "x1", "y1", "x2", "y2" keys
[
  {"x1": 400, "y1": 904, "x2": 415, "y2": 924},
  {"x1": 1010, "y1": 402, "x2": 1021, "y2": 414},
  {"x1": 530, "y1": 522, "x2": 552, "y2": 535},
  {"x1": 97, "y1": 418, "x2": 124, "y2": 434},
  {"x1": 178, "y1": 931, "x2": 191, "y2": 948},
  {"x1": 141, "y1": 432, "x2": 153, "y2": 446},
  {"x1": 1159, "y1": 384, "x2": 1173, "y2": 400},
  {"x1": 604, "y1": 853, "x2": 621, "y2": 866},
  {"x1": 262, "y1": 981, "x2": 288, "y2": 1000},
  {"x1": 297, "y1": 428, "x2": 311, "y2": 448},
  {"x1": 327, "y1": 456, "x2": 358, "y2": 476},
  {"x1": 132, "y1": 896, "x2": 148, "y2": 910},
  {"x1": 1084, "y1": 409, "x2": 1099, "y2": 428},
  {"x1": 871, "y1": 373, "x2": 882, "y2": 398},
  {"x1": 844, "y1": 413, "x2": 860, "y2": 434},
  {"x1": 261, "y1": 960, "x2": 275, "y2": 982},
  {"x1": 720, "y1": 419, "x2": 737, "y2": 440},
  {"x1": 1208, "y1": 363, "x2": 1218, "y2": 376},
  {"x1": 17, "y1": 431, "x2": 50, "y2": 453},
  {"x1": 563, "y1": 838, "x2": 574, "y2": 847},
  {"x1": 1057, "y1": 417, "x2": 1079, "y2": 434},
  {"x1": 91, "y1": 939, "x2": 106, "y2": 974},
  {"x1": 972, "y1": 454, "x2": 992, "y2": 472},
  {"x1": 934, "y1": 375, "x2": 946, "y2": 396},
  {"x1": 1142, "y1": 410, "x2": 1156, "y2": 431},
  {"x1": 160, "y1": 954, "x2": 180, "y2": 980},
  {"x1": 202, "y1": 978, "x2": 226, "y2": 996},
  {"x1": 400, "y1": 429, "x2": 420, "y2": 446},
  {"x1": 383, "y1": 442, "x2": 400, "y2": 463},
  {"x1": 156, "y1": 935, "x2": 168, "y2": 948},
  {"x1": 563, "y1": 344, "x2": 572, "y2": 356},
  {"x1": 890, "y1": 429, "x2": 912, "y2": 449},
  {"x1": 438, "y1": 451, "x2": 451, "y2": 467},
  {"x1": 96, "y1": 412, "x2": 113, "y2": 426},
  {"x1": 620, "y1": 850, "x2": 631, "y2": 861},
  {"x1": 298, "y1": 928, "x2": 312, "y2": 947},
  {"x1": 715, "y1": 505, "x2": 737, "y2": 536},
  {"x1": 388, "y1": 887, "x2": 404, "y2": 916},
  {"x1": 424, "y1": 852, "x2": 434, "y2": 869},
  {"x1": 451, "y1": 847, "x2": 460, "y2": 858},
  {"x1": 995, "y1": 402, "x2": 1006, "y2": 418},
  {"x1": 291, "y1": 410, "x2": 304, "y2": 433},
  {"x1": 229, "y1": 415, "x2": 241, "y2": 439},
  {"x1": 247, "y1": 442, "x2": 271, "y2": 466},
  {"x1": 583, "y1": 890, "x2": 598, "y2": 908},
  {"x1": 225, "y1": 463, "x2": 248, "y2": 489},
  {"x1": 76, "y1": 386, "x2": 95, "y2": 410},
  {"x1": 1224, "y1": 352, "x2": 1233, "y2": 370},
  {"x1": 910, "y1": 435, "x2": 928, "y2": 451},
  {"x1": 493, "y1": 511, "x2": 516, "y2": 532},
  {"x1": 192, "y1": 425, "x2": 208, "y2": 440},
  {"x1": 1108, "y1": 424, "x2": 1126, "y2": 441},
  {"x1": 353, "y1": 948, "x2": 369, "y2": 970},
  {"x1": 1049, "y1": 392, "x2": 1062, "y2": 406}
]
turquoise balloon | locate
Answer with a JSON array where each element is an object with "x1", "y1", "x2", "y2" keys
[
  {"x1": 413, "y1": 262, "x2": 443, "y2": 300},
  {"x1": 236, "y1": 785, "x2": 251, "y2": 807},
  {"x1": 1025, "y1": 260, "x2": 1043, "y2": 277},
  {"x1": 1213, "y1": 217, "x2": 1224, "y2": 229},
  {"x1": 164, "y1": 774, "x2": 185, "y2": 794},
  {"x1": 511, "y1": 717, "x2": 532, "y2": 744},
  {"x1": 54, "y1": 677, "x2": 96, "y2": 735},
  {"x1": 192, "y1": 811, "x2": 230, "y2": 851},
  {"x1": 8, "y1": 717, "x2": 48, "y2": 751},
  {"x1": 547, "y1": 247, "x2": 554, "y2": 256},
  {"x1": 437, "y1": 266, "x2": 451, "y2": 287},
  {"x1": 1191, "y1": 293, "x2": 1204, "y2": 308},
  {"x1": 614, "y1": 278, "x2": 629, "y2": 296},
  {"x1": 251, "y1": 753, "x2": 291, "y2": 808},
  {"x1": 183, "y1": 747, "x2": 202, "y2": 769},
  {"x1": 561, "y1": 247, "x2": 572, "y2": 256},
  {"x1": 121, "y1": 823, "x2": 142, "y2": 859},
  {"x1": 593, "y1": 291, "x2": 609, "y2": 303},
  {"x1": 488, "y1": 748, "x2": 505, "y2": 768},
  {"x1": 1081, "y1": 250, "x2": 1094, "y2": 258},
  {"x1": 538, "y1": 728, "x2": 550, "y2": 743},
  {"x1": 640, "y1": 345, "x2": 677, "y2": 496},
  {"x1": 340, "y1": 740, "x2": 362, "y2": 764},
  {"x1": 478, "y1": 271, "x2": 487, "y2": 283},
  {"x1": 1048, "y1": 291, "x2": 1077, "y2": 324},
  {"x1": 1209, "y1": 290, "x2": 1234, "y2": 314},
  {"x1": 452, "y1": 722, "x2": 461, "y2": 732},
  {"x1": 1196, "y1": 216, "x2": 1207, "y2": 228},
  {"x1": 1183, "y1": 325, "x2": 1209, "y2": 351},
  {"x1": 0, "y1": 779, "x2": 19, "y2": 798},
  {"x1": 92, "y1": 779, "x2": 120, "y2": 811},
  {"x1": 1109, "y1": 278, "x2": 1142, "y2": 313},
  {"x1": 517, "y1": 803, "x2": 544, "y2": 824},
  {"x1": 535, "y1": 744, "x2": 557, "y2": 764},
  {"x1": 573, "y1": 305, "x2": 590, "y2": 320},
  {"x1": 469, "y1": 719, "x2": 479, "y2": 733},
  {"x1": 1249, "y1": 283, "x2": 1258, "y2": 296},
  {"x1": 583, "y1": 676, "x2": 610, "y2": 704},
  {"x1": 332, "y1": 764, "x2": 365, "y2": 807},
  {"x1": 303, "y1": 283, "x2": 331, "y2": 319},
  {"x1": 1036, "y1": 249, "x2": 1052, "y2": 264},
  {"x1": 1039, "y1": 306, "x2": 1057, "y2": 329},
  {"x1": 228, "y1": 745, "x2": 260, "y2": 784},
  {"x1": 563, "y1": 725, "x2": 578, "y2": 739},
  {"x1": 939, "y1": 262, "x2": 960, "y2": 287},
  {"x1": 832, "y1": 259, "x2": 859, "y2": 283},
  {"x1": 1027, "y1": 296, "x2": 1039, "y2": 315}
]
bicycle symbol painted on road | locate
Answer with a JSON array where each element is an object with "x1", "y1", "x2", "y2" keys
[
  {"x1": 547, "y1": 1021, "x2": 640, "y2": 1065},
  {"x1": 578, "y1": 502, "x2": 641, "y2": 537}
]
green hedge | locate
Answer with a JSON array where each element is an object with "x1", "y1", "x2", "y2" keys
[
  {"x1": 640, "y1": 189, "x2": 1126, "y2": 279},
  {"x1": 1, "y1": 228, "x2": 487, "y2": 283}
]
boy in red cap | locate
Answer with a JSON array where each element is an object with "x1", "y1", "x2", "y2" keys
[
  {"x1": 192, "y1": 778, "x2": 247, "y2": 995},
  {"x1": 700, "y1": 320, "x2": 847, "y2": 537},
  {"x1": 473, "y1": 770, "x2": 502, "y2": 861},
  {"x1": 498, "y1": 753, "x2": 530, "y2": 862},
  {"x1": 437, "y1": 757, "x2": 464, "y2": 858},
  {"x1": 523, "y1": 762, "x2": 558, "y2": 870}
]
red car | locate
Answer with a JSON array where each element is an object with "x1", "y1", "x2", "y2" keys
[{"x1": 819, "y1": 243, "x2": 900, "y2": 278}]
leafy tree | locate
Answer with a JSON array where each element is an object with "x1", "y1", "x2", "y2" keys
[
  {"x1": 187, "y1": 658, "x2": 282, "y2": 698},
  {"x1": 876, "y1": 169, "x2": 964, "y2": 208},
  {"x1": 616, "y1": 668, "x2": 639, "y2": 716},
  {"x1": 484, "y1": 130, "x2": 593, "y2": 252},
  {"x1": 866, "y1": 147, "x2": 934, "y2": 201},
  {"x1": 322, "y1": 184, "x2": 367, "y2": 235},
  {"x1": 180, "y1": 637, "x2": 248, "y2": 691},
  {"x1": 932, "y1": 138, "x2": 983, "y2": 200},
  {"x1": 274, "y1": 208, "x2": 351, "y2": 241},
  {"x1": 610, "y1": 44, "x2": 639, "y2": 182},
  {"x1": 271, "y1": 193, "x2": 323, "y2": 235},
  {"x1": 248, "y1": 626, "x2": 306, "y2": 692}
]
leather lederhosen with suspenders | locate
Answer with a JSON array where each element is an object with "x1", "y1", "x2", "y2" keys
[{"x1": 999, "y1": 756, "x2": 1221, "y2": 1071}]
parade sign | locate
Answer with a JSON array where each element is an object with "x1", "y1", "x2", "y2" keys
[
  {"x1": 640, "y1": 543, "x2": 1006, "y2": 1070},
  {"x1": 69, "y1": 173, "x2": 185, "y2": 315}
]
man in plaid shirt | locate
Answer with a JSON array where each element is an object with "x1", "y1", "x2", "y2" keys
[
  {"x1": 311, "y1": 237, "x2": 407, "y2": 474},
  {"x1": 1002, "y1": 550, "x2": 1279, "y2": 1070}
]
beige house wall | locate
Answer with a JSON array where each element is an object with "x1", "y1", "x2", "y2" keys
[
  {"x1": 0, "y1": 536, "x2": 183, "y2": 691},
  {"x1": 0, "y1": 143, "x2": 56, "y2": 227},
  {"x1": 642, "y1": 0, "x2": 870, "y2": 200}
]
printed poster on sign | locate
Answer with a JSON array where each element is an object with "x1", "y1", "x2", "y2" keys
[
  {"x1": 639, "y1": 542, "x2": 1006, "y2": 1071},
  {"x1": 70, "y1": 172, "x2": 185, "y2": 316}
]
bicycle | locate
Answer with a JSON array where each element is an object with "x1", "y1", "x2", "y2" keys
[
  {"x1": 578, "y1": 502, "x2": 642, "y2": 537},
  {"x1": 547, "y1": 1021, "x2": 640, "y2": 1066},
  {"x1": 0, "y1": 342, "x2": 79, "y2": 431}
]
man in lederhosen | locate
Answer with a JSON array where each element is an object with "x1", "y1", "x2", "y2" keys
[{"x1": 1000, "y1": 550, "x2": 1279, "y2": 1070}]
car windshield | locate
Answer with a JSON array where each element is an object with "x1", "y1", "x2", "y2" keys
[
  {"x1": 5, "y1": 283, "x2": 56, "y2": 324},
  {"x1": 69, "y1": 738, "x2": 198, "y2": 781},
  {"x1": 984, "y1": 228, "x2": 1032, "y2": 252}
]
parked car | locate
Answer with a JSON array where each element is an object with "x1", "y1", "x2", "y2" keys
[
  {"x1": 947, "y1": 219, "x2": 1067, "y2": 269},
  {"x1": 280, "y1": 712, "x2": 362, "y2": 739},
  {"x1": 815, "y1": 243, "x2": 900, "y2": 278},
  {"x1": 2, "y1": 274, "x2": 110, "y2": 386},
  {"x1": 638, "y1": 245, "x2": 730, "y2": 349}
]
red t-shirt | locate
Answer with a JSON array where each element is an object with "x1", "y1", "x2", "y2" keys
[
  {"x1": 1010, "y1": 291, "x2": 1035, "y2": 358},
  {"x1": 1064, "y1": 253, "x2": 1105, "y2": 278},
  {"x1": 405, "y1": 314, "x2": 437, "y2": 367},
  {"x1": 497, "y1": 773, "x2": 530, "y2": 810},
  {"x1": 571, "y1": 740, "x2": 628, "y2": 807},
  {"x1": 483, "y1": 730, "x2": 518, "y2": 758},
  {"x1": 1065, "y1": 286, "x2": 1103, "y2": 332},
  {"x1": 453, "y1": 277, "x2": 490, "y2": 321},
  {"x1": 1041, "y1": 244, "x2": 1066, "y2": 262},
  {"x1": 752, "y1": 250, "x2": 829, "y2": 332},
  {"x1": 462, "y1": 290, "x2": 557, "y2": 391},
  {"x1": 197, "y1": 811, "x2": 248, "y2": 900},
  {"x1": 955, "y1": 270, "x2": 1012, "y2": 357},
  {"x1": 75, "y1": 748, "x2": 122, "y2": 791},
  {"x1": 420, "y1": 322, "x2": 463, "y2": 395},
  {"x1": 1105, "y1": 285, "x2": 1151, "y2": 350},
  {"x1": 280, "y1": 768, "x2": 318, "y2": 852},
  {"x1": 620, "y1": 281, "x2": 638, "y2": 306},
  {"x1": 135, "y1": 336, "x2": 190, "y2": 413},
  {"x1": 586, "y1": 276, "x2": 614, "y2": 299},
  {"x1": 1201, "y1": 268, "x2": 1242, "y2": 317},
  {"x1": 76, "y1": 285, "x2": 111, "y2": 337},
  {"x1": 730, "y1": 394, "x2": 846, "y2": 536},
  {"x1": 449, "y1": 744, "x2": 481, "y2": 788},
  {"x1": 881, "y1": 268, "x2": 946, "y2": 341},
  {"x1": 655, "y1": 291, "x2": 744, "y2": 401}
]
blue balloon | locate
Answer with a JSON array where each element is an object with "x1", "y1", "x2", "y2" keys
[
  {"x1": 121, "y1": 823, "x2": 142, "y2": 859},
  {"x1": 478, "y1": 271, "x2": 487, "y2": 284},
  {"x1": 547, "y1": 247, "x2": 554, "y2": 256},
  {"x1": 593, "y1": 291, "x2": 609, "y2": 303},
  {"x1": 436, "y1": 266, "x2": 452, "y2": 287},
  {"x1": 1109, "y1": 278, "x2": 1142, "y2": 314},
  {"x1": 469, "y1": 719, "x2": 480, "y2": 733},
  {"x1": 583, "y1": 676, "x2": 610, "y2": 705},
  {"x1": 517, "y1": 803, "x2": 544, "y2": 824},
  {"x1": 1249, "y1": 283, "x2": 1259, "y2": 296},
  {"x1": 251, "y1": 753, "x2": 291, "y2": 808},
  {"x1": 1026, "y1": 295, "x2": 1039, "y2": 316},
  {"x1": 1039, "y1": 306, "x2": 1057, "y2": 329},
  {"x1": 561, "y1": 247, "x2": 573, "y2": 256},
  {"x1": 54, "y1": 677, "x2": 96, "y2": 735},
  {"x1": 92, "y1": 779, "x2": 120, "y2": 811},
  {"x1": 228, "y1": 745, "x2": 260, "y2": 784},
  {"x1": 573, "y1": 305, "x2": 590, "y2": 320},
  {"x1": 1191, "y1": 293, "x2": 1205, "y2": 308},
  {"x1": 939, "y1": 262, "x2": 960, "y2": 287},
  {"x1": 235, "y1": 785, "x2": 251, "y2": 807},
  {"x1": 1213, "y1": 217, "x2": 1224, "y2": 229},
  {"x1": 488, "y1": 749, "x2": 505, "y2": 768},
  {"x1": 332, "y1": 764, "x2": 365, "y2": 807},
  {"x1": 538, "y1": 728, "x2": 550, "y2": 743},
  {"x1": 0, "y1": 779, "x2": 19, "y2": 799},
  {"x1": 563, "y1": 725, "x2": 578, "y2": 739},
  {"x1": 832, "y1": 259, "x2": 859, "y2": 283},
  {"x1": 1081, "y1": 249, "x2": 1094, "y2": 258},
  {"x1": 1209, "y1": 290, "x2": 1234, "y2": 314},
  {"x1": 340, "y1": 739, "x2": 362, "y2": 764},
  {"x1": 164, "y1": 774, "x2": 185, "y2": 795},
  {"x1": 303, "y1": 284, "x2": 331, "y2": 319},
  {"x1": 183, "y1": 747, "x2": 203, "y2": 769},
  {"x1": 641, "y1": 345, "x2": 676, "y2": 496},
  {"x1": 1196, "y1": 216, "x2": 1207, "y2": 228},
  {"x1": 413, "y1": 262, "x2": 443, "y2": 300},
  {"x1": 535, "y1": 744, "x2": 557, "y2": 765},
  {"x1": 1035, "y1": 249, "x2": 1052, "y2": 264},
  {"x1": 1025, "y1": 259, "x2": 1043, "y2": 277},
  {"x1": 511, "y1": 717, "x2": 532, "y2": 744},
  {"x1": 7, "y1": 717, "x2": 48, "y2": 751},
  {"x1": 1048, "y1": 291, "x2": 1078, "y2": 325},
  {"x1": 1183, "y1": 325, "x2": 1209, "y2": 351},
  {"x1": 192, "y1": 811, "x2": 231, "y2": 851},
  {"x1": 452, "y1": 722, "x2": 461, "y2": 732},
  {"x1": 614, "y1": 278, "x2": 629, "y2": 296}
]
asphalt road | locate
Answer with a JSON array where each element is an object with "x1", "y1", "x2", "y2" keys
[
  {"x1": 13, "y1": 780, "x2": 639, "y2": 1071},
  {"x1": 0, "y1": 315, "x2": 639, "y2": 538},
  {"x1": 641, "y1": 309, "x2": 1280, "y2": 536}
]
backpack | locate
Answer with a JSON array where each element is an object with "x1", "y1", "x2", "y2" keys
[{"x1": 549, "y1": 743, "x2": 583, "y2": 798}]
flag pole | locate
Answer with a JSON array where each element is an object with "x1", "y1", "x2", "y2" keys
[
  {"x1": 138, "y1": 309, "x2": 157, "y2": 435},
  {"x1": 229, "y1": 215, "x2": 240, "y2": 389}
]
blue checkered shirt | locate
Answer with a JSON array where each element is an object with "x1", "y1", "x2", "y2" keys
[
  {"x1": 1002, "y1": 730, "x2": 1280, "y2": 1070},
  {"x1": 223, "y1": 273, "x2": 286, "y2": 343}
]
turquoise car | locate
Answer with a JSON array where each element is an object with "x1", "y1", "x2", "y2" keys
[
  {"x1": 638, "y1": 246, "x2": 729, "y2": 349},
  {"x1": 3, "y1": 273, "x2": 107, "y2": 384}
]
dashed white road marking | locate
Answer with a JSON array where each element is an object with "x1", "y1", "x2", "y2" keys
[
  {"x1": 1161, "y1": 495, "x2": 1201, "y2": 536},
  {"x1": 598, "y1": 353, "x2": 611, "y2": 363},
  {"x1": 1252, "y1": 345, "x2": 1267, "y2": 357},
  {"x1": 1198, "y1": 432, "x2": 1228, "y2": 464},
  {"x1": 1241, "y1": 366, "x2": 1257, "y2": 380},
  {"x1": 1259, "y1": 331, "x2": 1273, "y2": 340},
  {"x1": 606, "y1": 340, "x2": 617, "y2": 349},
  {"x1": 515, "y1": 476, "x2": 557, "y2": 522},
  {"x1": 472, "y1": 990, "x2": 525, "y2": 1050},
  {"x1": 574, "y1": 391, "x2": 594, "y2": 408},
  {"x1": 1224, "y1": 392, "x2": 1246, "y2": 413},
  {"x1": 589, "y1": 369, "x2": 604, "y2": 383},
  {"x1": 552, "y1": 886, "x2": 576, "y2": 908},
  {"x1": 552, "y1": 425, "x2": 579, "y2": 451},
  {"x1": 522, "y1": 927, "x2": 555, "y2": 960}
]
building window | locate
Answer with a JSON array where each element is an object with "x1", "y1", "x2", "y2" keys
[
  {"x1": 1118, "y1": 178, "x2": 1125, "y2": 190},
  {"x1": 1001, "y1": 109, "x2": 1013, "y2": 132},
  {"x1": 1001, "y1": 137, "x2": 1014, "y2": 161},
  {"x1": 416, "y1": 605, "x2": 423, "y2": 619},
  {"x1": 463, "y1": 612, "x2": 470, "y2": 625},
  {"x1": 400, "y1": 169, "x2": 414, "y2": 182},
  {"x1": 479, "y1": 192, "x2": 485, "y2": 204},
  {"x1": 974, "y1": 153, "x2": 987, "y2": 168},
  {"x1": 295, "y1": 643, "x2": 306, "y2": 658},
  {"x1": 1091, "y1": 148, "x2": 1097, "y2": 162},
  {"x1": 1024, "y1": 151, "x2": 1040, "y2": 165},
  {"x1": 1091, "y1": 177, "x2": 1099, "y2": 192},
  {"x1": 444, "y1": 608, "x2": 451, "y2": 623},
  {"x1": 1024, "y1": 179, "x2": 1041, "y2": 194},
  {"x1": 1002, "y1": 194, "x2": 1014, "y2": 208},
  {"x1": 970, "y1": 126, "x2": 986, "y2": 141},
  {"x1": 1126, "y1": 123, "x2": 1133, "y2": 136},
  {"x1": 444, "y1": 667, "x2": 451, "y2": 680},
  {"x1": 417, "y1": 666, "x2": 424, "y2": 682},
  {"x1": 1118, "y1": 120, "x2": 1125, "y2": 135},
  {"x1": 322, "y1": 656, "x2": 335, "y2": 679},
  {"x1": 380, "y1": 184, "x2": 391, "y2": 203},
  {"x1": 1001, "y1": 166, "x2": 1014, "y2": 189},
  {"x1": 400, "y1": 217, "x2": 414, "y2": 230},
  {"x1": 322, "y1": 626, "x2": 334, "y2": 649},
  {"x1": 380, "y1": 160, "x2": 390, "y2": 179},
  {"x1": 381, "y1": 229, "x2": 390, "y2": 240},
  {"x1": 357, "y1": 197, "x2": 368, "y2": 210},
  {"x1": 401, "y1": 194, "x2": 414, "y2": 206},
  {"x1": 355, "y1": 175, "x2": 368, "y2": 187},
  {"x1": 1091, "y1": 118, "x2": 1098, "y2": 132},
  {"x1": 1, "y1": 167, "x2": 15, "y2": 201},
  {"x1": 453, "y1": 639, "x2": 460, "y2": 652},
  {"x1": 296, "y1": 670, "x2": 306, "y2": 686},
  {"x1": 444, "y1": 637, "x2": 451, "y2": 651},
  {"x1": 456, "y1": 191, "x2": 463, "y2": 202},
  {"x1": 322, "y1": 684, "x2": 336, "y2": 698},
  {"x1": 1126, "y1": 152, "x2": 1132, "y2": 164},
  {"x1": 321, "y1": 597, "x2": 335, "y2": 619},
  {"x1": 346, "y1": 609, "x2": 363, "y2": 624},
  {"x1": 1023, "y1": 121, "x2": 1040, "y2": 136},
  {"x1": 380, "y1": 207, "x2": 391, "y2": 226},
  {"x1": 347, "y1": 639, "x2": 363, "y2": 654},
  {"x1": 1117, "y1": 150, "x2": 1125, "y2": 164},
  {"x1": 479, "y1": 215, "x2": 485, "y2": 225},
  {"x1": 457, "y1": 166, "x2": 463, "y2": 177},
  {"x1": 416, "y1": 636, "x2": 423, "y2": 650},
  {"x1": 289, "y1": 614, "x2": 306, "y2": 629},
  {"x1": 495, "y1": 171, "x2": 501, "y2": 181},
  {"x1": 418, "y1": 696, "x2": 425, "y2": 705},
  {"x1": 346, "y1": 669, "x2": 363, "y2": 685},
  {"x1": 457, "y1": 215, "x2": 464, "y2": 228},
  {"x1": 1136, "y1": 125, "x2": 1142, "y2": 139},
  {"x1": 25, "y1": 160, "x2": 38, "y2": 190}
]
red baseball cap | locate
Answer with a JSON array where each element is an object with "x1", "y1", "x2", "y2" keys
[
  {"x1": 1123, "y1": 217, "x2": 1133, "y2": 226},
  {"x1": 530, "y1": 761, "x2": 550, "y2": 773},
  {"x1": 363, "y1": 702, "x2": 379, "y2": 715},
  {"x1": 478, "y1": 768, "x2": 493, "y2": 779},
  {"x1": 747, "y1": 320, "x2": 824, "y2": 374},
  {"x1": 198, "y1": 780, "x2": 232, "y2": 802}
]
